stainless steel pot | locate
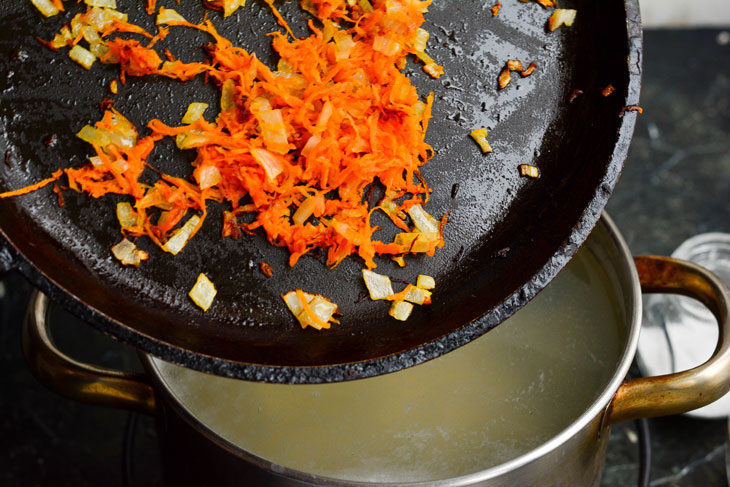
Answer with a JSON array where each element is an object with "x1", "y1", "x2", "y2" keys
[{"x1": 22, "y1": 215, "x2": 730, "y2": 487}]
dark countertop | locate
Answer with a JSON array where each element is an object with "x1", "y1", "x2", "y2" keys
[{"x1": 1, "y1": 28, "x2": 729, "y2": 487}]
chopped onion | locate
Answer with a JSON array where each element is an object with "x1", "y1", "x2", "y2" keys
[
  {"x1": 333, "y1": 31, "x2": 356, "y2": 61},
  {"x1": 407, "y1": 204, "x2": 439, "y2": 234},
  {"x1": 389, "y1": 300, "x2": 413, "y2": 321},
  {"x1": 423, "y1": 63, "x2": 444, "y2": 79},
  {"x1": 182, "y1": 102, "x2": 209, "y2": 124},
  {"x1": 372, "y1": 36, "x2": 401, "y2": 57},
  {"x1": 257, "y1": 108, "x2": 290, "y2": 154},
  {"x1": 498, "y1": 67, "x2": 511, "y2": 89},
  {"x1": 220, "y1": 79, "x2": 236, "y2": 112},
  {"x1": 223, "y1": 0, "x2": 245, "y2": 17},
  {"x1": 51, "y1": 26, "x2": 74, "y2": 49},
  {"x1": 85, "y1": 0, "x2": 117, "y2": 8},
  {"x1": 403, "y1": 285, "x2": 431, "y2": 305},
  {"x1": 282, "y1": 290, "x2": 338, "y2": 330},
  {"x1": 394, "y1": 232, "x2": 440, "y2": 253},
  {"x1": 175, "y1": 130, "x2": 210, "y2": 150},
  {"x1": 416, "y1": 274, "x2": 435, "y2": 290},
  {"x1": 470, "y1": 128, "x2": 493, "y2": 153},
  {"x1": 31, "y1": 0, "x2": 60, "y2": 17},
  {"x1": 157, "y1": 7, "x2": 188, "y2": 25},
  {"x1": 547, "y1": 9, "x2": 577, "y2": 31},
  {"x1": 519, "y1": 164, "x2": 540, "y2": 178},
  {"x1": 163, "y1": 214, "x2": 201, "y2": 255},
  {"x1": 250, "y1": 148, "x2": 285, "y2": 181},
  {"x1": 111, "y1": 238, "x2": 149, "y2": 267},
  {"x1": 189, "y1": 273, "x2": 217, "y2": 311},
  {"x1": 116, "y1": 202, "x2": 137, "y2": 228},
  {"x1": 69, "y1": 45, "x2": 97, "y2": 70},
  {"x1": 197, "y1": 165, "x2": 222, "y2": 190},
  {"x1": 412, "y1": 28, "x2": 429, "y2": 52},
  {"x1": 362, "y1": 269, "x2": 394, "y2": 300}
]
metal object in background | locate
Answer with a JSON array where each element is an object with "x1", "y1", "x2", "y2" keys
[
  {"x1": 21, "y1": 216, "x2": 730, "y2": 486},
  {"x1": 638, "y1": 233, "x2": 730, "y2": 419},
  {"x1": 0, "y1": 0, "x2": 641, "y2": 382}
]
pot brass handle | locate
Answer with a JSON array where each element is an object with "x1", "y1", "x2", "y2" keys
[
  {"x1": 22, "y1": 290, "x2": 156, "y2": 416},
  {"x1": 607, "y1": 255, "x2": 730, "y2": 424}
]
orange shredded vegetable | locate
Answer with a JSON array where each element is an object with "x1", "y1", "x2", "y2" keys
[{"x1": 7, "y1": 0, "x2": 444, "y2": 270}]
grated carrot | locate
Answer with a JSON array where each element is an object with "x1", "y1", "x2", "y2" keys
[{"x1": 7, "y1": 1, "x2": 444, "y2": 268}]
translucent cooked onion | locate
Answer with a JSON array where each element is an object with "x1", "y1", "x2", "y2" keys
[
  {"x1": 111, "y1": 238, "x2": 149, "y2": 266},
  {"x1": 416, "y1": 274, "x2": 435, "y2": 290},
  {"x1": 362, "y1": 269, "x2": 394, "y2": 300},
  {"x1": 407, "y1": 204, "x2": 439, "y2": 234},
  {"x1": 163, "y1": 214, "x2": 201, "y2": 255},
  {"x1": 69, "y1": 45, "x2": 97, "y2": 70},
  {"x1": 156, "y1": 7, "x2": 188, "y2": 25},
  {"x1": 182, "y1": 102, "x2": 209, "y2": 124},
  {"x1": 31, "y1": 0, "x2": 60, "y2": 17},
  {"x1": 470, "y1": 127, "x2": 493, "y2": 153},
  {"x1": 85, "y1": 0, "x2": 117, "y2": 8},
  {"x1": 282, "y1": 290, "x2": 338, "y2": 330},
  {"x1": 250, "y1": 148, "x2": 285, "y2": 181},
  {"x1": 116, "y1": 202, "x2": 137, "y2": 228},
  {"x1": 189, "y1": 273, "x2": 217, "y2": 311},
  {"x1": 548, "y1": 9, "x2": 577, "y2": 31},
  {"x1": 389, "y1": 300, "x2": 413, "y2": 321}
]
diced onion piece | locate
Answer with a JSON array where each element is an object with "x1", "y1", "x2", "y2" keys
[
  {"x1": 292, "y1": 195, "x2": 317, "y2": 225},
  {"x1": 412, "y1": 28, "x2": 429, "y2": 52},
  {"x1": 333, "y1": 31, "x2": 356, "y2": 61},
  {"x1": 307, "y1": 296, "x2": 338, "y2": 328},
  {"x1": 498, "y1": 67, "x2": 511, "y2": 89},
  {"x1": 176, "y1": 130, "x2": 210, "y2": 150},
  {"x1": 358, "y1": 0, "x2": 374, "y2": 13},
  {"x1": 31, "y1": 0, "x2": 61, "y2": 17},
  {"x1": 372, "y1": 36, "x2": 401, "y2": 57},
  {"x1": 250, "y1": 148, "x2": 285, "y2": 181},
  {"x1": 362, "y1": 269, "x2": 394, "y2": 300},
  {"x1": 111, "y1": 239, "x2": 149, "y2": 267},
  {"x1": 519, "y1": 164, "x2": 540, "y2": 178},
  {"x1": 407, "y1": 204, "x2": 439, "y2": 234},
  {"x1": 182, "y1": 102, "x2": 209, "y2": 124},
  {"x1": 69, "y1": 45, "x2": 97, "y2": 70},
  {"x1": 470, "y1": 128, "x2": 493, "y2": 153},
  {"x1": 257, "y1": 108, "x2": 290, "y2": 154},
  {"x1": 197, "y1": 165, "x2": 221, "y2": 190},
  {"x1": 189, "y1": 273, "x2": 217, "y2": 311},
  {"x1": 404, "y1": 286, "x2": 431, "y2": 305},
  {"x1": 157, "y1": 7, "x2": 188, "y2": 25},
  {"x1": 423, "y1": 63, "x2": 444, "y2": 79},
  {"x1": 547, "y1": 9, "x2": 577, "y2": 31},
  {"x1": 220, "y1": 79, "x2": 236, "y2": 112},
  {"x1": 85, "y1": 0, "x2": 117, "y2": 8},
  {"x1": 394, "y1": 232, "x2": 440, "y2": 253},
  {"x1": 416, "y1": 274, "x2": 435, "y2": 290},
  {"x1": 89, "y1": 41, "x2": 110, "y2": 59},
  {"x1": 389, "y1": 300, "x2": 413, "y2": 321},
  {"x1": 282, "y1": 290, "x2": 338, "y2": 330},
  {"x1": 116, "y1": 202, "x2": 137, "y2": 228},
  {"x1": 51, "y1": 26, "x2": 74, "y2": 49},
  {"x1": 110, "y1": 80, "x2": 118, "y2": 94},
  {"x1": 506, "y1": 60, "x2": 523, "y2": 72},
  {"x1": 301, "y1": 135, "x2": 321, "y2": 158},
  {"x1": 223, "y1": 0, "x2": 245, "y2": 17},
  {"x1": 163, "y1": 214, "x2": 201, "y2": 255}
]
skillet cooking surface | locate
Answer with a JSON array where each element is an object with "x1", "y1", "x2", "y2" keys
[{"x1": 0, "y1": 1, "x2": 641, "y2": 382}]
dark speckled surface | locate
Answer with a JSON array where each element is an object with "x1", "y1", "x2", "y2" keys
[{"x1": 1, "y1": 28, "x2": 729, "y2": 487}]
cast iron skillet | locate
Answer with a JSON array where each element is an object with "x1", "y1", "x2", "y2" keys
[{"x1": 0, "y1": 0, "x2": 641, "y2": 383}]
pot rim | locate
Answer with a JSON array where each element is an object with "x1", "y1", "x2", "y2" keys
[{"x1": 143, "y1": 213, "x2": 644, "y2": 487}]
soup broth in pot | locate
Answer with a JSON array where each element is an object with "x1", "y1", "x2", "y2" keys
[{"x1": 152, "y1": 244, "x2": 625, "y2": 482}]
